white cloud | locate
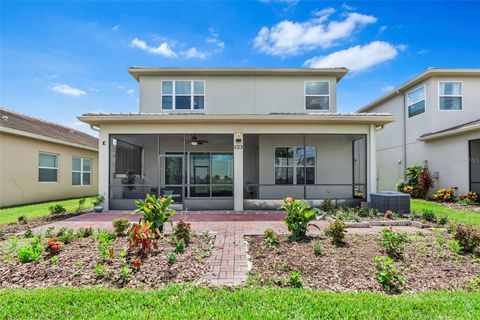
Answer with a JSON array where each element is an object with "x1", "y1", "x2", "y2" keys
[
  {"x1": 254, "y1": 9, "x2": 377, "y2": 56},
  {"x1": 127, "y1": 89, "x2": 134, "y2": 95},
  {"x1": 206, "y1": 28, "x2": 225, "y2": 50},
  {"x1": 417, "y1": 49, "x2": 429, "y2": 55},
  {"x1": 181, "y1": 47, "x2": 208, "y2": 59},
  {"x1": 378, "y1": 25, "x2": 388, "y2": 33},
  {"x1": 303, "y1": 41, "x2": 399, "y2": 72},
  {"x1": 130, "y1": 37, "x2": 177, "y2": 58},
  {"x1": 51, "y1": 84, "x2": 87, "y2": 96},
  {"x1": 380, "y1": 84, "x2": 395, "y2": 92},
  {"x1": 111, "y1": 25, "x2": 120, "y2": 31},
  {"x1": 341, "y1": 3, "x2": 356, "y2": 11}
]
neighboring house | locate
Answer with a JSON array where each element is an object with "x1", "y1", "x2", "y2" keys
[
  {"x1": 0, "y1": 108, "x2": 99, "y2": 207},
  {"x1": 79, "y1": 68, "x2": 393, "y2": 211},
  {"x1": 358, "y1": 68, "x2": 480, "y2": 195}
]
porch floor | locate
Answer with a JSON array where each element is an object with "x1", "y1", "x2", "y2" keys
[{"x1": 32, "y1": 211, "x2": 427, "y2": 286}]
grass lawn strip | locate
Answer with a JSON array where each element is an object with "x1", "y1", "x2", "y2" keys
[
  {"x1": 411, "y1": 199, "x2": 480, "y2": 226},
  {"x1": 0, "y1": 286, "x2": 478, "y2": 319},
  {"x1": 0, "y1": 196, "x2": 96, "y2": 225}
]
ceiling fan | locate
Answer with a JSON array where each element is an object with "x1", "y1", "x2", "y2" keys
[{"x1": 186, "y1": 135, "x2": 208, "y2": 146}]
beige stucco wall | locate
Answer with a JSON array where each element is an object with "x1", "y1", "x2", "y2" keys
[
  {"x1": 371, "y1": 75, "x2": 480, "y2": 192},
  {"x1": 0, "y1": 133, "x2": 98, "y2": 207},
  {"x1": 139, "y1": 75, "x2": 338, "y2": 114}
]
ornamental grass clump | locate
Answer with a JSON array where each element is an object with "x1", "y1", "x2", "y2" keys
[
  {"x1": 134, "y1": 194, "x2": 176, "y2": 233},
  {"x1": 281, "y1": 197, "x2": 321, "y2": 241}
]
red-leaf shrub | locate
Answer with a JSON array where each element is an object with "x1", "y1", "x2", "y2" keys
[{"x1": 46, "y1": 237, "x2": 62, "y2": 255}]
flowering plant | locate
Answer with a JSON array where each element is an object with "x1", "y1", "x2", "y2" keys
[
  {"x1": 46, "y1": 237, "x2": 62, "y2": 255},
  {"x1": 134, "y1": 194, "x2": 175, "y2": 233},
  {"x1": 459, "y1": 191, "x2": 478, "y2": 203},
  {"x1": 433, "y1": 188, "x2": 456, "y2": 202},
  {"x1": 281, "y1": 197, "x2": 321, "y2": 241},
  {"x1": 128, "y1": 221, "x2": 158, "y2": 257}
]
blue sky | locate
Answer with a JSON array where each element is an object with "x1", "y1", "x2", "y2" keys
[{"x1": 1, "y1": 1, "x2": 479, "y2": 136}]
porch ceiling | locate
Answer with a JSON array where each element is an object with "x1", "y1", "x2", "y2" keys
[{"x1": 78, "y1": 112, "x2": 394, "y2": 126}]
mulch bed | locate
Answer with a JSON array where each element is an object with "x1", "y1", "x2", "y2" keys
[
  {"x1": 440, "y1": 202, "x2": 480, "y2": 212},
  {"x1": 246, "y1": 233, "x2": 480, "y2": 292},
  {"x1": 0, "y1": 211, "x2": 88, "y2": 238},
  {"x1": 0, "y1": 234, "x2": 213, "y2": 289}
]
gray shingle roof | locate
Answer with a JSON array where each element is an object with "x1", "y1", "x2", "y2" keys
[{"x1": 1, "y1": 108, "x2": 98, "y2": 149}]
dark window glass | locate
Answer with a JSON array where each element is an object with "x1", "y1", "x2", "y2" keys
[
  {"x1": 408, "y1": 100, "x2": 425, "y2": 117},
  {"x1": 275, "y1": 167, "x2": 293, "y2": 184},
  {"x1": 275, "y1": 147, "x2": 294, "y2": 166},
  {"x1": 212, "y1": 185, "x2": 233, "y2": 197},
  {"x1": 306, "y1": 96, "x2": 329, "y2": 110},
  {"x1": 190, "y1": 186, "x2": 210, "y2": 197},
  {"x1": 39, "y1": 168, "x2": 58, "y2": 182},
  {"x1": 175, "y1": 96, "x2": 191, "y2": 109},
  {"x1": 440, "y1": 97, "x2": 462, "y2": 110},
  {"x1": 162, "y1": 96, "x2": 173, "y2": 109},
  {"x1": 194, "y1": 96, "x2": 204, "y2": 109}
]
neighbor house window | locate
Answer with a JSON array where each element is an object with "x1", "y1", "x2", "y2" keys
[
  {"x1": 275, "y1": 147, "x2": 316, "y2": 184},
  {"x1": 407, "y1": 85, "x2": 425, "y2": 117},
  {"x1": 162, "y1": 80, "x2": 205, "y2": 110},
  {"x1": 72, "y1": 157, "x2": 91, "y2": 186},
  {"x1": 439, "y1": 81, "x2": 462, "y2": 110},
  {"x1": 39, "y1": 152, "x2": 58, "y2": 182},
  {"x1": 305, "y1": 81, "x2": 329, "y2": 110}
]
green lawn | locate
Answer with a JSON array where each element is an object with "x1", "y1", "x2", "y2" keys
[
  {"x1": 411, "y1": 199, "x2": 480, "y2": 226},
  {"x1": 0, "y1": 196, "x2": 96, "y2": 225},
  {"x1": 0, "y1": 286, "x2": 478, "y2": 319}
]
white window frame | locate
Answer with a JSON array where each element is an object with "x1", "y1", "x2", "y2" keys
[
  {"x1": 407, "y1": 84, "x2": 426, "y2": 118},
  {"x1": 304, "y1": 80, "x2": 330, "y2": 111},
  {"x1": 161, "y1": 80, "x2": 205, "y2": 111},
  {"x1": 274, "y1": 146, "x2": 316, "y2": 185},
  {"x1": 438, "y1": 81, "x2": 463, "y2": 111},
  {"x1": 39, "y1": 152, "x2": 59, "y2": 183},
  {"x1": 72, "y1": 157, "x2": 92, "y2": 186}
]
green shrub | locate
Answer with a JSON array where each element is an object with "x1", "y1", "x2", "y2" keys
[
  {"x1": 374, "y1": 256, "x2": 405, "y2": 294},
  {"x1": 175, "y1": 240, "x2": 186, "y2": 253},
  {"x1": 17, "y1": 215, "x2": 28, "y2": 224},
  {"x1": 438, "y1": 214, "x2": 449, "y2": 226},
  {"x1": 49, "y1": 204, "x2": 66, "y2": 215},
  {"x1": 172, "y1": 218, "x2": 192, "y2": 245},
  {"x1": 263, "y1": 227, "x2": 280, "y2": 246},
  {"x1": 421, "y1": 209, "x2": 436, "y2": 222},
  {"x1": 50, "y1": 255, "x2": 59, "y2": 265},
  {"x1": 357, "y1": 208, "x2": 378, "y2": 218},
  {"x1": 167, "y1": 252, "x2": 177, "y2": 265},
  {"x1": 23, "y1": 229, "x2": 34, "y2": 238},
  {"x1": 97, "y1": 230, "x2": 116, "y2": 259},
  {"x1": 320, "y1": 198, "x2": 335, "y2": 213},
  {"x1": 112, "y1": 218, "x2": 131, "y2": 236},
  {"x1": 312, "y1": 241, "x2": 322, "y2": 256},
  {"x1": 45, "y1": 226, "x2": 55, "y2": 238},
  {"x1": 453, "y1": 225, "x2": 480, "y2": 254},
  {"x1": 379, "y1": 228, "x2": 408, "y2": 259},
  {"x1": 76, "y1": 226, "x2": 93, "y2": 238},
  {"x1": 57, "y1": 227, "x2": 75, "y2": 244},
  {"x1": 324, "y1": 219, "x2": 347, "y2": 244},
  {"x1": 448, "y1": 240, "x2": 462, "y2": 254},
  {"x1": 93, "y1": 264, "x2": 106, "y2": 279},
  {"x1": 17, "y1": 238, "x2": 43, "y2": 263},
  {"x1": 93, "y1": 195, "x2": 105, "y2": 207},
  {"x1": 120, "y1": 266, "x2": 131, "y2": 281},
  {"x1": 468, "y1": 275, "x2": 480, "y2": 291},
  {"x1": 282, "y1": 197, "x2": 321, "y2": 241},
  {"x1": 433, "y1": 188, "x2": 456, "y2": 202},
  {"x1": 289, "y1": 271, "x2": 302, "y2": 288},
  {"x1": 134, "y1": 194, "x2": 176, "y2": 233}
]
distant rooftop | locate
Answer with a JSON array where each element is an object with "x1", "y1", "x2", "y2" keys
[
  {"x1": 1, "y1": 108, "x2": 98, "y2": 150},
  {"x1": 128, "y1": 67, "x2": 349, "y2": 81}
]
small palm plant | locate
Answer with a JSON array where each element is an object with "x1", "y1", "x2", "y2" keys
[
  {"x1": 281, "y1": 197, "x2": 322, "y2": 241},
  {"x1": 134, "y1": 194, "x2": 176, "y2": 233}
]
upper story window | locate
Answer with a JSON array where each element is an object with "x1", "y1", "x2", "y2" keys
[
  {"x1": 407, "y1": 85, "x2": 425, "y2": 118},
  {"x1": 162, "y1": 80, "x2": 205, "y2": 110},
  {"x1": 274, "y1": 147, "x2": 316, "y2": 185},
  {"x1": 439, "y1": 81, "x2": 462, "y2": 110},
  {"x1": 305, "y1": 81, "x2": 329, "y2": 110},
  {"x1": 39, "y1": 152, "x2": 59, "y2": 182},
  {"x1": 72, "y1": 157, "x2": 91, "y2": 186}
]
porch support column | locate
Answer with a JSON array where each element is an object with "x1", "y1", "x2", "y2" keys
[
  {"x1": 367, "y1": 124, "x2": 377, "y2": 202},
  {"x1": 233, "y1": 131, "x2": 244, "y2": 211},
  {"x1": 98, "y1": 128, "x2": 110, "y2": 210}
]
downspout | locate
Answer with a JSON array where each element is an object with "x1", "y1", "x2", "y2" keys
[{"x1": 401, "y1": 89, "x2": 407, "y2": 180}]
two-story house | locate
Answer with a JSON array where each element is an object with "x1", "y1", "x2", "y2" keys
[
  {"x1": 79, "y1": 68, "x2": 393, "y2": 211},
  {"x1": 358, "y1": 68, "x2": 480, "y2": 195}
]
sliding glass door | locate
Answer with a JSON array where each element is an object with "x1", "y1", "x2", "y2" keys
[{"x1": 188, "y1": 152, "x2": 233, "y2": 198}]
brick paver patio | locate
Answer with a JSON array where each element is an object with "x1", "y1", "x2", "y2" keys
[{"x1": 32, "y1": 211, "x2": 427, "y2": 286}]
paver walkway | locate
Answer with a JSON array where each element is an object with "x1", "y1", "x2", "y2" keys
[{"x1": 32, "y1": 211, "x2": 427, "y2": 286}]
